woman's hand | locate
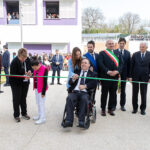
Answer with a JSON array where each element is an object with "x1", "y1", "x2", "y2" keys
[{"x1": 72, "y1": 74, "x2": 79, "y2": 80}]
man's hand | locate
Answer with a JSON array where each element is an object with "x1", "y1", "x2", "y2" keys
[
  {"x1": 148, "y1": 79, "x2": 150, "y2": 83},
  {"x1": 107, "y1": 71, "x2": 113, "y2": 76},
  {"x1": 79, "y1": 85, "x2": 86, "y2": 90},
  {"x1": 107, "y1": 71, "x2": 119, "y2": 77},
  {"x1": 128, "y1": 78, "x2": 132, "y2": 82},
  {"x1": 56, "y1": 62, "x2": 60, "y2": 65},
  {"x1": 111, "y1": 71, "x2": 119, "y2": 77},
  {"x1": 26, "y1": 71, "x2": 32, "y2": 77},
  {"x1": 72, "y1": 74, "x2": 79, "y2": 80},
  {"x1": 90, "y1": 66, "x2": 93, "y2": 72}
]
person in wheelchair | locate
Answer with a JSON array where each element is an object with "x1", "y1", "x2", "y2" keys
[{"x1": 62, "y1": 58, "x2": 97, "y2": 128}]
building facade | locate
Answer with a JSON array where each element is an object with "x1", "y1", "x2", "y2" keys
[{"x1": 0, "y1": 0, "x2": 82, "y2": 59}]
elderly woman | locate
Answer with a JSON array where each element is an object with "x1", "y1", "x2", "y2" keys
[{"x1": 9, "y1": 48, "x2": 32, "y2": 122}]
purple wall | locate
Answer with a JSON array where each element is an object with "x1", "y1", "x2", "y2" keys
[
  {"x1": 0, "y1": 1, "x2": 7, "y2": 25},
  {"x1": 0, "y1": 0, "x2": 78, "y2": 26},
  {"x1": 24, "y1": 44, "x2": 52, "y2": 54},
  {"x1": 43, "y1": 0, "x2": 78, "y2": 25}
]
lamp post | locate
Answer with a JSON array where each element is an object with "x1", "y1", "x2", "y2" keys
[{"x1": 19, "y1": 1, "x2": 23, "y2": 48}]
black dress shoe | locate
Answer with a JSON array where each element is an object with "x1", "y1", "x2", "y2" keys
[
  {"x1": 141, "y1": 111, "x2": 146, "y2": 115},
  {"x1": 101, "y1": 110, "x2": 106, "y2": 116},
  {"x1": 14, "y1": 117, "x2": 21, "y2": 123},
  {"x1": 22, "y1": 114, "x2": 30, "y2": 120},
  {"x1": 108, "y1": 110, "x2": 115, "y2": 116},
  {"x1": 132, "y1": 110, "x2": 137, "y2": 114},
  {"x1": 61, "y1": 121, "x2": 73, "y2": 128},
  {"x1": 78, "y1": 121, "x2": 85, "y2": 128},
  {"x1": 50, "y1": 83, "x2": 54, "y2": 85},
  {"x1": 121, "y1": 106, "x2": 126, "y2": 111},
  {"x1": 57, "y1": 83, "x2": 62, "y2": 85}
]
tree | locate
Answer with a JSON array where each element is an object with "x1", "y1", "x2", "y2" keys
[
  {"x1": 119, "y1": 12, "x2": 140, "y2": 34},
  {"x1": 82, "y1": 7, "x2": 104, "y2": 31}
]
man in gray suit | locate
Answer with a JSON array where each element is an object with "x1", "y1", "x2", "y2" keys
[{"x1": 2, "y1": 45, "x2": 10, "y2": 86}]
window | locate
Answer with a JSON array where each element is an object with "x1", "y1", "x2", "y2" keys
[
  {"x1": 6, "y1": 1, "x2": 19, "y2": 24},
  {"x1": 46, "y1": 1, "x2": 59, "y2": 19}
]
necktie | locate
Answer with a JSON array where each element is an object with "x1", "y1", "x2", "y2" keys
[
  {"x1": 80, "y1": 71, "x2": 86, "y2": 85},
  {"x1": 91, "y1": 53, "x2": 95, "y2": 60},
  {"x1": 141, "y1": 53, "x2": 144, "y2": 60},
  {"x1": 120, "y1": 50, "x2": 123, "y2": 55}
]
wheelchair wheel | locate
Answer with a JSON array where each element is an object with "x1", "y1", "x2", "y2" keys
[
  {"x1": 91, "y1": 106, "x2": 96, "y2": 123},
  {"x1": 84, "y1": 117, "x2": 90, "y2": 129}
]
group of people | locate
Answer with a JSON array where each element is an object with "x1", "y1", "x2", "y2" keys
[
  {"x1": 46, "y1": 13, "x2": 59, "y2": 19},
  {"x1": 7, "y1": 12, "x2": 19, "y2": 23},
  {"x1": 8, "y1": 48, "x2": 66, "y2": 124},
  {"x1": 62, "y1": 38, "x2": 150, "y2": 128},
  {"x1": 2, "y1": 37, "x2": 150, "y2": 129}
]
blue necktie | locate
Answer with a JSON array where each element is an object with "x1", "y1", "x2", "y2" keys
[{"x1": 141, "y1": 54, "x2": 144, "y2": 60}]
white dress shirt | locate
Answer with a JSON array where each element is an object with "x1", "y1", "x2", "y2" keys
[
  {"x1": 90, "y1": 53, "x2": 96, "y2": 60},
  {"x1": 119, "y1": 49, "x2": 125, "y2": 55},
  {"x1": 74, "y1": 70, "x2": 88, "y2": 92},
  {"x1": 141, "y1": 51, "x2": 146, "y2": 58}
]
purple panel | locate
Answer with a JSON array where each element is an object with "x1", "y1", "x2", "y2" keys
[
  {"x1": 43, "y1": 0, "x2": 78, "y2": 25},
  {"x1": 24, "y1": 44, "x2": 52, "y2": 54},
  {"x1": 0, "y1": 0, "x2": 38, "y2": 25}
]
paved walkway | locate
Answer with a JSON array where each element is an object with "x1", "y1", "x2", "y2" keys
[{"x1": 0, "y1": 72, "x2": 150, "y2": 150}]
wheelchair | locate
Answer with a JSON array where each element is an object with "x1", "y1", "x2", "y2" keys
[{"x1": 61, "y1": 89, "x2": 96, "y2": 129}]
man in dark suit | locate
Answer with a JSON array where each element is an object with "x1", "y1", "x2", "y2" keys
[
  {"x1": 84, "y1": 40, "x2": 99, "y2": 101},
  {"x1": 98, "y1": 40, "x2": 123, "y2": 116},
  {"x1": 62, "y1": 58, "x2": 97, "y2": 128},
  {"x1": 114, "y1": 38, "x2": 131, "y2": 111},
  {"x1": 51, "y1": 50, "x2": 64, "y2": 85},
  {"x1": 2, "y1": 45, "x2": 10, "y2": 86},
  {"x1": 129, "y1": 42, "x2": 150, "y2": 115}
]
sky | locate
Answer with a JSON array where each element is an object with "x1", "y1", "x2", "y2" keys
[{"x1": 82, "y1": 0, "x2": 150, "y2": 23}]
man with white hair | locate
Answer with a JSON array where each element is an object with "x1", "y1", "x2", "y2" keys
[
  {"x1": 129, "y1": 42, "x2": 150, "y2": 115},
  {"x1": 98, "y1": 40, "x2": 123, "y2": 116}
]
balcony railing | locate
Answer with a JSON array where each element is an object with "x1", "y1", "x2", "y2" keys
[{"x1": 8, "y1": 19, "x2": 19, "y2": 24}]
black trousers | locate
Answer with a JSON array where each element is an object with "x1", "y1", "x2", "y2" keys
[
  {"x1": 101, "y1": 80, "x2": 118, "y2": 111},
  {"x1": 11, "y1": 83, "x2": 29, "y2": 118},
  {"x1": 114, "y1": 81, "x2": 127, "y2": 108},
  {"x1": 52, "y1": 68, "x2": 61, "y2": 83},
  {"x1": 66, "y1": 92, "x2": 89, "y2": 122},
  {"x1": 132, "y1": 82, "x2": 148, "y2": 111}
]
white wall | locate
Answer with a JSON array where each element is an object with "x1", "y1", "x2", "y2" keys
[
  {"x1": 129, "y1": 41, "x2": 150, "y2": 54},
  {"x1": 0, "y1": 0, "x2": 82, "y2": 53},
  {"x1": 52, "y1": 43, "x2": 68, "y2": 54}
]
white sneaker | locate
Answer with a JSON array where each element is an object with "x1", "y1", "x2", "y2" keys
[
  {"x1": 35, "y1": 119, "x2": 46, "y2": 125},
  {"x1": 33, "y1": 116, "x2": 40, "y2": 121}
]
